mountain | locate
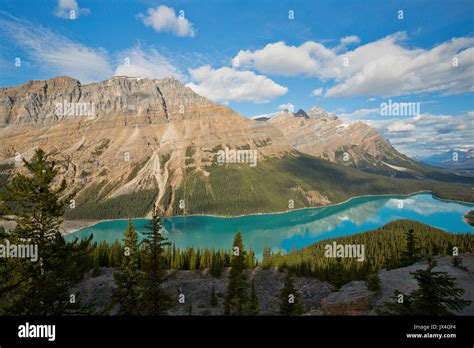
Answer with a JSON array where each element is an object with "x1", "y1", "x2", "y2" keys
[
  {"x1": 418, "y1": 149, "x2": 474, "y2": 171},
  {"x1": 0, "y1": 76, "x2": 473, "y2": 219}
]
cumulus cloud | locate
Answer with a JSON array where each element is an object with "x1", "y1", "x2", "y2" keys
[
  {"x1": 278, "y1": 103, "x2": 294, "y2": 112},
  {"x1": 54, "y1": 0, "x2": 90, "y2": 19},
  {"x1": 115, "y1": 47, "x2": 185, "y2": 81},
  {"x1": 340, "y1": 107, "x2": 379, "y2": 119},
  {"x1": 366, "y1": 113, "x2": 474, "y2": 157},
  {"x1": 138, "y1": 5, "x2": 195, "y2": 37},
  {"x1": 234, "y1": 32, "x2": 474, "y2": 98},
  {"x1": 0, "y1": 15, "x2": 112, "y2": 82},
  {"x1": 186, "y1": 65, "x2": 287, "y2": 103},
  {"x1": 386, "y1": 121, "x2": 416, "y2": 132},
  {"x1": 311, "y1": 88, "x2": 323, "y2": 97},
  {"x1": 340, "y1": 35, "x2": 360, "y2": 45},
  {"x1": 234, "y1": 41, "x2": 335, "y2": 77}
]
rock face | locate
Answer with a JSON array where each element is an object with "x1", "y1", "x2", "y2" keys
[
  {"x1": 0, "y1": 76, "x2": 421, "y2": 217},
  {"x1": 0, "y1": 76, "x2": 291, "y2": 215},
  {"x1": 75, "y1": 267, "x2": 333, "y2": 315},
  {"x1": 318, "y1": 253, "x2": 474, "y2": 315},
  {"x1": 73, "y1": 254, "x2": 474, "y2": 316},
  {"x1": 268, "y1": 107, "x2": 415, "y2": 172},
  {"x1": 320, "y1": 281, "x2": 376, "y2": 315}
]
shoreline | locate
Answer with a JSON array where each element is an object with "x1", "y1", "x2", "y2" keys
[{"x1": 62, "y1": 190, "x2": 474, "y2": 234}]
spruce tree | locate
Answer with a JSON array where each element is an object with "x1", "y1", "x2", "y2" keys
[
  {"x1": 400, "y1": 229, "x2": 422, "y2": 266},
  {"x1": 0, "y1": 149, "x2": 91, "y2": 315},
  {"x1": 279, "y1": 271, "x2": 304, "y2": 315},
  {"x1": 113, "y1": 219, "x2": 140, "y2": 315},
  {"x1": 262, "y1": 247, "x2": 272, "y2": 269},
  {"x1": 248, "y1": 278, "x2": 259, "y2": 315},
  {"x1": 210, "y1": 250, "x2": 223, "y2": 277},
  {"x1": 137, "y1": 205, "x2": 171, "y2": 315},
  {"x1": 380, "y1": 260, "x2": 471, "y2": 315},
  {"x1": 224, "y1": 232, "x2": 249, "y2": 315}
]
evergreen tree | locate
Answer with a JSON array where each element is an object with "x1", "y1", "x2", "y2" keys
[
  {"x1": 113, "y1": 219, "x2": 140, "y2": 315},
  {"x1": 366, "y1": 273, "x2": 381, "y2": 291},
  {"x1": 279, "y1": 271, "x2": 304, "y2": 315},
  {"x1": 210, "y1": 251, "x2": 223, "y2": 278},
  {"x1": 224, "y1": 232, "x2": 249, "y2": 315},
  {"x1": 91, "y1": 251, "x2": 101, "y2": 278},
  {"x1": 247, "y1": 248, "x2": 255, "y2": 269},
  {"x1": 262, "y1": 247, "x2": 272, "y2": 269},
  {"x1": 210, "y1": 284, "x2": 218, "y2": 307},
  {"x1": 248, "y1": 278, "x2": 259, "y2": 315},
  {"x1": 137, "y1": 206, "x2": 171, "y2": 315},
  {"x1": 380, "y1": 260, "x2": 471, "y2": 315},
  {"x1": 0, "y1": 149, "x2": 91, "y2": 315},
  {"x1": 400, "y1": 228, "x2": 422, "y2": 266}
]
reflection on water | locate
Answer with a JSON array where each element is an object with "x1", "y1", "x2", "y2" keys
[{"x1": 67, "y1": 194, "x2": 474, "y2": 256}]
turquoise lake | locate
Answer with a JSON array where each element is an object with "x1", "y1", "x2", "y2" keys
[{"x1": 66, "y1": 193, "x2": 474, "y2": 257}]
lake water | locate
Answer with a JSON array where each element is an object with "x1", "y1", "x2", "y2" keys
[{"x1": 66, "y1": 193, "x2": 474, "y2": 257}]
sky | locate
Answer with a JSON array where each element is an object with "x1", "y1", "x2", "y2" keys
[{"x1": 0, "y1": 0, "x2": 473, "y2": 157}]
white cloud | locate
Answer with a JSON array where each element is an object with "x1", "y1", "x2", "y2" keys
[
  {"x1": 340, "y1": 107, "x2": 379, "y2": 119},
  {"x1": 386, "y1": 121, "x2": 416, "y2": 132},
  {"x1": 234, "y1": 33, "x2": 474, "y2": 98},
  {"x1": 366, "y1": 112, "x2": 474, "y2": 157},
  {"x1": 234, "y1": 41, "x2": 335, "y2": 77},
  {"x1": 138, "y1": 6, "x2": 195, "y2": 37},
  {"x1": 54, "y1": 0, "x2": 90, "y2": 19},
  {"x1": 115, "y1": 47, "x2": 185, "y2": 81},
  {"x1": 311, "y1": 88, "x2": 323, "y2": 97},
  {"x1": 278, "y1": 103, "x2": 294, "y2": 111},
  {"x1": 340, "y1": 35, "x2": 360, "y2": 45},
  {"x1": 0, "y1": 16, "x2": 111, "y2": 82},
  {"x1": 186, "y1": 65, "x2": 287, "y2": 103}
]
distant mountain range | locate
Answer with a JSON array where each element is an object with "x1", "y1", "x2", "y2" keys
[
  {"x1": 417, "y1": 149, "x2": 474, "y2": 170},
  {"x1": 0, "y1": 76, "x2": 472, "y2": 219}
]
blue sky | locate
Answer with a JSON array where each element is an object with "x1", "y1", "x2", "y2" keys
[{"x1": 0, "y1": 0, "x2": 473, "y2": 156}]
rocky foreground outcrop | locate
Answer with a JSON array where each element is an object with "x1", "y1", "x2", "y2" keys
[
  {"x1": 320, "y1": 253, "x2": 474, "y2": 315},
  {"x1": 74, "y1": 253, "x2": 474, "y2": 315}
]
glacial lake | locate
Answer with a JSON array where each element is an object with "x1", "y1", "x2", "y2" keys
[{"x1": 66, "y1": 193, "x2": 474, "y2": 257}]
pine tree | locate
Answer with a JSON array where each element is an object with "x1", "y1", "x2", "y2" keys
[
  {"x1": 91, "y1": 251, "x2": 101, "y2": 278},
  {"x1": 279, "y1": 271, "x2": 304, "y2": 315},
  {"x1": 248, "y1": 278, "x2": 259, "y2": 315},
  {"x1": 400, "y1": 229, "x2": 422, "y2": 266},
  {"x1": 224, "y1": 232, "x2": 249, "y2": 315},
  {"x1": 137, "y1": 206, "x2": 172, "y2": 315},
  {"x1": 210, "y1": 251, "x2": 223, "y2": 278},
  {"x1": 113, "y1": 219, "x2": 140, "y2": 315},
  {"x1": 0, "y1": 149, "x2": 92, "y2": 315},
  {"x1": 210, "y1": 284, "x2": 218, "y2": 307},
  {"x1": 262, "y1": 247, "x2": 272, "y2": 269},
  {"x1": 247, "y1": 248, "x2": 255, "y2": 269},
  {"x1": 380, "y1": 260, "x2": 471, "y2": 315}
]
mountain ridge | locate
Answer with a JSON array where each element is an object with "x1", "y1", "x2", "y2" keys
[{"x1": 1, "y1": 76, "x2": 473, "y2": 219}]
